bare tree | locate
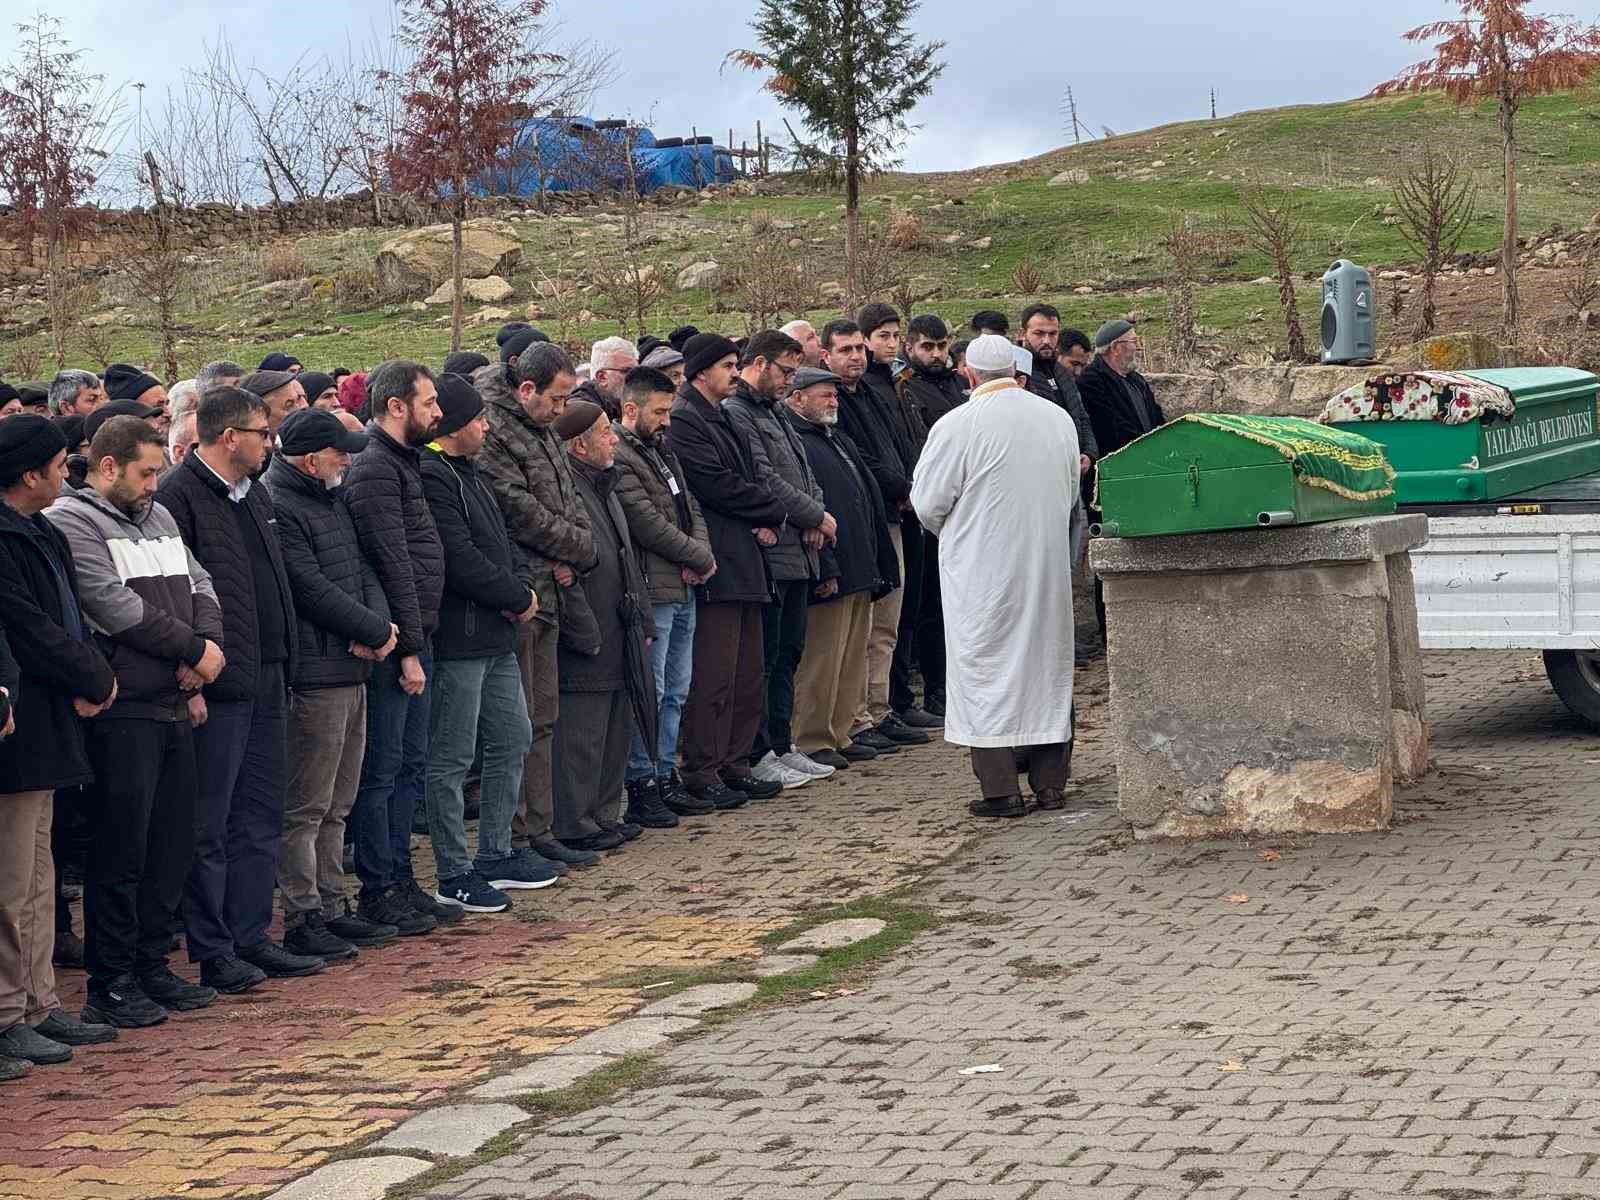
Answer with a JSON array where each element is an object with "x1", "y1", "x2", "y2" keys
[
  {"x1": 1160, "y1": 216, "x2": 1234, "y2": 362},
  {"x1": 345, "y1": 27, "x2": 411, "y2": 223},
  {"x1": 1239, "y1": 183, "x2": 1309, "y2": 361},
  {"x1": 1391, "y1": 149, "x2": 1477, "y2": 337},
  {"x1": 125, "y1": 150, "x2": 187, "y2": 382},
  {"x1": 722, "y1": 213, "x2": 824, "y2": 333}
]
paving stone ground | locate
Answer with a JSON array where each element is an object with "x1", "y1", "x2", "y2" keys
[
  {"x1": 415, "y1": 651, "x2": 1600, "y2": 1200},
  {"x1": 7, "y1": 650, "x2": 1597, "y2": 1200}
]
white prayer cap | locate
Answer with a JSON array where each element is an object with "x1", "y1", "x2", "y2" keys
[
  {"x1": 965, "y1": 334, "x2": 1016, "y2": 372},
  {"x1": 1012, "y1": 345, "x2": 1033, "y2": 377}
]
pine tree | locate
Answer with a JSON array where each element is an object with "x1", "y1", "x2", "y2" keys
[{"x1": 731, "y1": 0, "x2": 944, "y2": 300}]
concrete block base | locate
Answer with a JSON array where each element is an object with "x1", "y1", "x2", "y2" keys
[{"x1": 1091, "y1": 515, "x2": 1430, "y2": 841}]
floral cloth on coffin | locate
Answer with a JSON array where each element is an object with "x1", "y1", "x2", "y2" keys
[{"x1": 1318, "y1": 370, "x2": 1516, "y2": 426}]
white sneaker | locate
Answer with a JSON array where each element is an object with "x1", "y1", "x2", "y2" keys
[
  {"x1": 779, "y1": 750, "x2": 835, "y2": 779},
  {"x1": 753, "y1": 752, "x2": 811, "y2": 789}
]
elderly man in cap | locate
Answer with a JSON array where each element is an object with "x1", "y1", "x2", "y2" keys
[
  {"x1": 85, "y1": 400, "x2": 164, "y2": 449},
  {"x1": 1077, "y1": 319, "x2": 1165, "y2": 460},
  {"x1": 240, "y1": 370, "x2": 308, "y2": 438},
  {"x1": 911, "y1": 334, "x2": 1081, "y2": 819},
  {"x1": 476, "y1": 342, "x2": 603, "y2": 872},
  {"x1": 669, "y1": 333, "x2": 789, "y2": 808},
  {"x1": 420, "y1": 375, "x2": 552, "y2": 911},
  {"x1": 553, "y1": 399, "x2": 658, "y2": 851},
  {"x1": 157, "y1": 387, "x2": 316, "y2": 989},
  {"x1": 785, "y1": 367, "x2": 900, "y2": 770},
  {"x1": 0, "y1": 415, "x2": 120, "y2": 1065},
  {"x1": 298, "y1": 372, "x2": 340, "y2": 411},
  {"x1": 641, "y1": 345, "x2": 686, "y2": 389},
  {"x1": 263, "y1": 408, "x2": 401, "y2": 961},
  {"x1": 0, "y1": 384, "x2": 21, "y2": 419}
]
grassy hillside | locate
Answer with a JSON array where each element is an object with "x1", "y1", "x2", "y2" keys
[{"x1": 6, "y1": 89, "x2": 1600, "y2": 378}]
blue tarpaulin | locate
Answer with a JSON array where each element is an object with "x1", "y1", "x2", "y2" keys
[{"x1": 474, "y1": 116, "x2": 739, "y2": 196}]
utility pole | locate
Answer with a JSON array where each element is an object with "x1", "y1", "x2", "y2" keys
[
  {"x1": 1210, "y1": 88, "x2": 1217, "y2": 120},
  {"x1": 1064, "y1": 86, "x2": 1083, "y2": 144}
]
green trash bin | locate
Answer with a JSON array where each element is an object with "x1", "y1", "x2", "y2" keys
[
  {"x1": 1327, "y1": 367, "x2": 1600, "y2": 504},
  {"x1": 1093, "y1": 413, "x2": 1397, "y2": 538}
]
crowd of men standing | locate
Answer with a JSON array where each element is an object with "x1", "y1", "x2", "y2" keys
[{"x1": 0, "y1": 302, "x2": 1164, "y2": 1080}]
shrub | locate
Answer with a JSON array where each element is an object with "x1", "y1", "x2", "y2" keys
[{"x1": 261, "y1": 243, "x2": 310, "y2": 282}]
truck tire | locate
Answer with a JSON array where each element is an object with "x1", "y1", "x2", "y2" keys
[{"x1": 1543, "y1": 650, "x2": 1600, "y2": 730}]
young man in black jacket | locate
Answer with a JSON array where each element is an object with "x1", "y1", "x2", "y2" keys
[
  {"x1": 419, "y1": 375, "x2": 552, "y2": 914},
  {"x1": 667, "y1": 334, "x2": 789, "y2": 809},
  {"x1": 263, "y1": 408, "x2": 404, "y2": 958},
  {"x1": 0, "y1": 417, "x2": 121, "y2": 1067},
  {"x1": 157, "y1": 387, "x2": 319, "y2": 992},
  {"x1": 343, "y1": 361, "x2": 454, "y2": 933}
]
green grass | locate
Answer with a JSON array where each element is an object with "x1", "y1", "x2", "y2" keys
[{"x1": 9, "y1": 88, "x2": 1598, "y2": 377}]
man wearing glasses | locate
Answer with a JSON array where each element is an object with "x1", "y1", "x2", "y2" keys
[
  {"x1": 724, "y1": 330, "x2": 838, "y2": 791},
  {"x1": 156, "y1": 386, "x2": 316, "y2": 993}
]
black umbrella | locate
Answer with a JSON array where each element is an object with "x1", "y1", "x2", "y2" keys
[{"x1": 618, "y1": 588, "x2": 658, "y2": 760}]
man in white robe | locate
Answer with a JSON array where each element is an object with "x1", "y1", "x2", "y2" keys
[{"x1": 910, "y1": 334, "x2": 1081, "y2": 818}]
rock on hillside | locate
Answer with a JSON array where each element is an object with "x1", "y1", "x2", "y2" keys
[{"x1": 376, "y1": 219, "x2": 522, "y2": 295}]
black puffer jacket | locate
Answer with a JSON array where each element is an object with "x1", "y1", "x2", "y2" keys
[
  {"x1": 785, "y1": 410, "x2": 899, "y2": 605},
  {"x1": 836, "y1": 377, "x2": 913, "y2": 509},
  {"x1": 723, "y1": 380, "x2": 824, "y2": 583},
  {"x1": 343, "y1": 423, "x2": 446, "y2": 658},
  {"x1": 0, "y1": 501, "x2": 117, "y2": 794},
  {"x1": 156, "y1": 451, "x2": 298, "y2": 702},
  {"x1": 667, "y1": 384, "x2": 786, "y2": 606},
  {"x1": 612, "y1": 424, "x2": 713, "y2": 606},
  {"x1": 420, "y1": 446, "x2": 531, "y2": 661},
  {"x1": 262, "y1": 456, "x2": 392, "y2": 690},
  {"x1": 862, "y1": 352, "x2": 926, "y2": 458}
]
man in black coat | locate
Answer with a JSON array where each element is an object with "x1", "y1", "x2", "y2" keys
[
  {"x1": 1019, "y1": 303, "x2": 1100, "y2": 467},
  {"x1": 783, "y1": 369, "x2": 899, "y2": 771},
  {"x1": 667, "y1": 334, "x2": 788, "y2": 809},
  {"x1": 0, "y1": 417, "x2": 120, "y2": 1069},
  {"x1": 156, "y1": 387, "x2": 321, "y2": 991},
  {"x1": 553, "y1": 401, "x2": 660, "y2": 851},
  {"x1": 419, "y1": 376, "x2": 551, "y2": 913},
  {"x1": 342, "y1": 361, "x2": 454, "y2": 934},
  {"x1": 263, "y1": 409, "x2": 403, "y2": 959}
]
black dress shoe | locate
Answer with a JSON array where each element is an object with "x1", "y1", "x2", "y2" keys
[
  {"x1": 326, "y1": 900, "x2": 400, "y2": 947},
  {"x1": 807, "y1": 748, "x2": 851, "y2": 770},
  {"x1": 839, "y1": 741, "x2": 878, "y2": 762},
  {"x1": 564, "y1": 829, "x2": 625, "y2": 852},
  {"x1": 968, "y1": 795, "x2": 1027, "y2": 819},
  {"x1": 35, "y1": 1009, "x2": 117, "y2": 1045},
  {"x1": 599, "y1": 819, "x2": 643, "y2": 842},
  {"x1": 239, "y1": 941, "x2": 325, "y2": 978},
  {"x1": 855, "y1": 729, "x2": 902, "y2": 753},
  {"x1": 722, "y1": 774, "x2": 782, "y2": 800},
  {"x1": 135, "y1": 968, "x2": 217, "y2": 1012},
  {"x1": 283, "y1": 917, "x2": 358, "y2": 962},
  {"x1": 199, "y1": 955, "x2": 268, "y2": 995},
  {"x1": 1034, "y1": 789, "x2": 1066, "y2": 811},
  {"x1": 83, "y1": 975, "x2": 169, "y2": 1027},
  {"x1": 896, "y1": 707, "x2": 944, "y2": 729},
  {"x1": 876, "y1": 716, "x2": 930, "y2": 745},
  {"x1": 531, "y1": 837, "x2": 602, "y2": 869}
]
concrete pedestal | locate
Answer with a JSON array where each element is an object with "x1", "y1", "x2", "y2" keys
[{"x1": 1089, "y1": 514, "x2": 1430, "y2": 840}]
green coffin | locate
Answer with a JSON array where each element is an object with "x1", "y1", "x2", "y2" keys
[
  {"x1": 1330, "y1": 367, "x2": 1600, "y2": 503},
  {"x1": 1094, "y1": 414, "x2": 1397, "y2": 538}
]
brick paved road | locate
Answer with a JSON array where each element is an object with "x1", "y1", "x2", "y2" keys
[{"x1": 422, "y1": 651, "x2": 1600, "y2": 1200}]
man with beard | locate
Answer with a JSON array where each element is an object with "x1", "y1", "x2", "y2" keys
[
  {"x1": 47, "y1": 416, "x2": 226, "y2": 1025},
  {"x1": 725, "y1": 330, "x2": 836, "y2": 789},
  {"x1": 1019, "y1": 304, "x2": 1099, "y2": 471},
  {"x1": 1078, "y1": 319, "x2": 1165, "y2": 460},
  {"x1": 263, "y1": 409, "x2": 401, "y2": 960},
  {"x1": 420, "y1": 375, "x2": 552, "y2": 911},
  {"x1": 240, "y1": 371, "x2": 309, "y2": 441},
  {"x1": 668, "y1": 334, "x2": 788, "y2": 808},
  {"x1": 612, "y1": 367, "x2": 716, "y2": 823},
  {"x1": 476, "y1": 343, "x2": 603, "y2": 872},
  {"x1": 553, "y1": 401, "x2": 658, "y2": 850},
  {"x1": 343, "y1": 362, "x2": 453, "y2": 935},
  {"x1": 158, "y1": 387, "x2": 311, "y2": 991},
  {"x1": 0, "y1": 417, "x2": 119, "y2": 1064},
  {"x1": 893, "y1": 315, "x2": 968, "y2": 723},
  {"x1": 821, "y1": 320, "x2": 916, "y2": 760}
]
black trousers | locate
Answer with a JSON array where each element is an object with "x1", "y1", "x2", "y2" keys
[
  {"x1": 914, "y1": 529, "x2": 945, "y2": 707},
  {"x1": 753, "y1": 579, "x2": 811, "y2": 761},
  {"x1": 889, "y1": 513, "x2": 926, "y2": 714},
  {"x1": 970, "y1": 744, "x2": 1070, "y2": 799},
  {"x1": 83, "y1": 718, "x2": 197, "y2": 986}
]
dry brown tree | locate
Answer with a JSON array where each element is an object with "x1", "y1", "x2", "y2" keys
[
  {"x1": 1159, "y1": 215, "x2": 1234, "y2": 362},
  {"x1": 722, "y1": 214, "x2": 824, "y2": 333},
  {"x1": 1239, "y1": 183, "x2": 1308, "y2": 361},
  {"x1": 124, "y1": 150, "x2": 187, "y2": 383},
  {"x1": 1391, "y1": 149, "x2": 1477, "y2": 338},
  {"x1": 1372, "y1": 0, "x2": 1600, "y2": 332}
]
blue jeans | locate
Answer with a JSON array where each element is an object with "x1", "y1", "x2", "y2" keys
[
  {"x1": 425, "y1": 653, "x2": 531, "y2": 881},
  {"x1": 627, "y1": 599, "x2": 696, "y2": 780},
  {"x1": 352, "y1": 651, "x2": 430, "y2": 901}
]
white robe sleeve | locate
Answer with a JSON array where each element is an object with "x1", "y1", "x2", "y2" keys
[{"x1": 909, "y1": 417, "x2": 964, "y2": 537}]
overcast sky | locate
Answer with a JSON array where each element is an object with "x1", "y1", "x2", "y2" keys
[{"x1": 11, "y1": 0, "x2": 1600, "y2": 175}]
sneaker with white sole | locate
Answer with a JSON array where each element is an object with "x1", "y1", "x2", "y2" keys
[
  {"x1": 751, "y1": 752, "x2": 812, "y2": 790},
  {"x1": 778, "y1": 750, "x2": 835, "y2": 779},
  {"x1": 435, "y1": 872, "x2": 511, "y2": 913},
  {"x1": 481, "y1": 850, "x2": 560, "y2": 891}
]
